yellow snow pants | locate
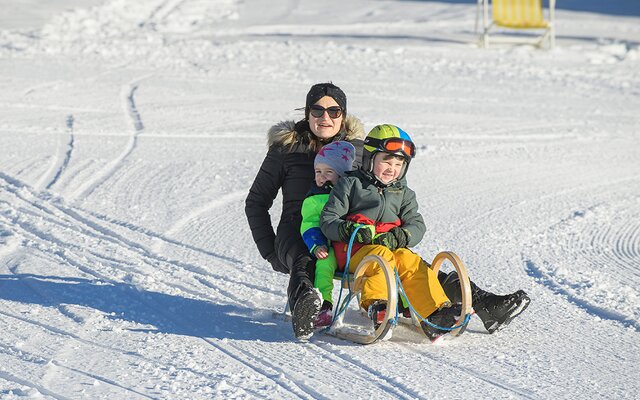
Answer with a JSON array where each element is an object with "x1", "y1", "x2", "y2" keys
[{"x1": 349, "y1": 245, "x2": 450, "y2": 318}]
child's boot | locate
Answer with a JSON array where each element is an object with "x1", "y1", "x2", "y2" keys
[
  {"x1": 314, "y1": 300, "x2": 333, "y2": 327},
  {"x1": 421, "y1": 302, "x2": 461, "y2": 342},
  {"x1": 367, "y1": 300, "x2": 387, "y2": 330}
]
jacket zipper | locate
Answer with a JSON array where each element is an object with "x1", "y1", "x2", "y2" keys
[{"x1": 374, "y1": 187, "x2": 385, "y2": 231}]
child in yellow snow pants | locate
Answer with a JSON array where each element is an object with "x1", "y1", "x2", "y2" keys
[{"x1": 349, "y1": 245, "x2": 450, "y2": 319}]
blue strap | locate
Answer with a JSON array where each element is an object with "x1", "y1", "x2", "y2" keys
[
  {"x1": 325, "y1": 224, "x2": 362, "y2": 330},
  {"x1": 326, "y1": 224, "x2": 470, "y2": 333},
  {"x1": 394, "y1": 271, "x2": 471, "y2": 331}
]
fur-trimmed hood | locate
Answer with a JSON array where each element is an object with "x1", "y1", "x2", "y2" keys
[{"x1": 267, "y1": 115, "x2": 365, "y2": 147}]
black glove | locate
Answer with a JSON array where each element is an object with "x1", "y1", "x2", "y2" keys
[
  {"x1": 338, "y1": 221, "x2": 376, "y2": 244},
  {"x1": 267, "y1": 253, "x2": 289, "y2": 274},
  {"x1": 372, "y1": 227, "x2": 409, "y2": 250}
]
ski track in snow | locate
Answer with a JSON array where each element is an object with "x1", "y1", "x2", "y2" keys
[
  {"x1": 67, "y1": 78, "x2": 149, "y2": 203},
  {"x1": 39, "y1": 115, "x2": 75, "y2": 192},
  {"x1": 154, "y1": 190, "x2": 248, "y2": 253},
  {"x1": 522, "y1": 192, "x2": 640, "y2": 331},
  {"x1": 401, "y1": 342, "x2": 537, "y2": 399},
  {"x1": 524, "y1": 259, "x2": 640, "y2": 331},
  {"x1": 0, "y1": 173, "x2": 283, "y2": 310},
  {"x1": 32, "y1": 115, "x2": 74, "y2": 192},
  {"x1": 0, "y1": 370, "x2": 71, "y2": 400}
]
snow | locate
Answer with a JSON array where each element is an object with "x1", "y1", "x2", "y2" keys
[{"x1": 1, "y1": 0, "x2": 639, "y2": 398}]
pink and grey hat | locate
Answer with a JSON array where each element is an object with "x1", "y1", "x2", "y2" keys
[{"x1": 314, "y1": 141, "x2": 356, "y2": 177}]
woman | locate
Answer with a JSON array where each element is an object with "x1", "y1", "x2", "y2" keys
[
  {"x1": 245, "y1": 83, "x2": 365, "y2": 339},
  {"x1": 246, "y1": 83, "x2": 530, "y2": 340}
]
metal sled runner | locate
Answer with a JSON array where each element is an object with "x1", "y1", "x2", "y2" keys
[{"x1": 327, "y1": 251, "x2": 473, "y2": 345}]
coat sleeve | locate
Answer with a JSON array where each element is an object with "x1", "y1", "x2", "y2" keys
[
  {"x1": 320, "y1": 178, "x2": 353, "y2": 241},
  {"x1": 245, "y1": 145, "x2": 284, "y2": 260},
  {"x1": 300, "y1": 196, "x2": 328, "y2": 253},
  {"x1": 398, "y1": 187, "x2": 426, "y2": 247}
]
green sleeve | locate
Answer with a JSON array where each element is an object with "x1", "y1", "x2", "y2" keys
[{"x1": 300, "y1": 194, "x2": 330, "y2": 252}]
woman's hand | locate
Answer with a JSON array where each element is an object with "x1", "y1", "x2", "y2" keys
[{"x1": 267, "y1": 253, "x2": 289, "y2": 274}]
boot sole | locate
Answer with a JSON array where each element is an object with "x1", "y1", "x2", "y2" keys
[{"x1": 292, "y1": 292, "x2": 321, "y2": 340}]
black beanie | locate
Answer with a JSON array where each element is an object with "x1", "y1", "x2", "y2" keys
[{"x1": 305, "y1": 82, "x2": 347, "y2": 119}]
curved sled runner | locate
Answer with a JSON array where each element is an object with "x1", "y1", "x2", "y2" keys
[
  {"x1": 328, "y1": 251, "x2": 473, "y2": 344},
  {"x1": 328, "y1": 254, "x2": 398, "y2": 345}
]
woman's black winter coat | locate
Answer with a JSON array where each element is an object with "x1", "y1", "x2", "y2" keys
[{"x1": 245, "y1": 116, "x2": 364, "y2": 307}]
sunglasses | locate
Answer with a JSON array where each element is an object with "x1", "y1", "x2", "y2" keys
[
  {"x1": 365, "y1": 137, "x2": 416, "y2": 158},
  {"x1": 309, "y1": 105, "x2": 343, "y2": 119}
]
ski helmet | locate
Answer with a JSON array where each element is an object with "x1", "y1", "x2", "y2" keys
[{"x1": 363, "y1": 124, "x2": 416, "y2": 182}]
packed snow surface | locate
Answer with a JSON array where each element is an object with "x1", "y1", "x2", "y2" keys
[{"x1": 1, "y1": 0, "x2": 639, "y2": 398}]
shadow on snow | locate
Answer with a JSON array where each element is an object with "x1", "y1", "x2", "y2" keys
[{"x1": 0, "y1": 274, "x2": 290, "y2": 342}]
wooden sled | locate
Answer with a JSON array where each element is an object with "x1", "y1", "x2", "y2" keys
[{"x1": 328, "y1": 251, "x2": 473, "y2": 344}]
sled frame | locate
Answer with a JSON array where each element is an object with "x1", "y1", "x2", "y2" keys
[
  {"x1": 328, "y1": 254, "x2": 398, "y2": 345},
  {"x1": 329, "y1": 251, "x2": 473, "y2": 344},
  {"x1": 274, "y1": 251, "x2": 473, "y2": 344}
]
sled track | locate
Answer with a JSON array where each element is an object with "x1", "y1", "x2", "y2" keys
[
  {"x1": 524, "y1": 259, "x2": 640, "y2": 331},
  {"x1": 0, "y1": 340, "x2": 153, "y2": 399},
  {"x1": 523, "y1": 191, "x2": 640, "y2": 331},
  {"x1": 33, "y1": 115, "x2": 75, "y2": 192},
  {"x1": 77, "y1": 208, "x2": 242, "y2": 264},
  {"x1": 202, "y1": 339, "x2": 321, "y2": 399},
  {"x1": 309, "y1": 340, "x2": 423, "y2": 399},
  {"x1": 1, "y1": 293, "x2": 207, "y2": 399},
  {"x1": 0, "y1": 253, "x2": 283, "y2": 398},
  {"x1": 0, "y1": 370, "x2": 71, "y2": 400},
  {"x1": 401, "y1": 344, "x2": 538, "y2": 399},
  {"x1": 68, "y1": 78, "x2": 149, "y2": 203},
  {"x1": 1, "y1": 172, "x2": 281, "y2": 305}
]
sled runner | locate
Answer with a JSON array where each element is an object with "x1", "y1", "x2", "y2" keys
[
  {"x1": 273, "y1": 250, "x2": 473, "y2": 344},
  {"x1": 326, "y1": 251, "x2": 473, "y2": 345}
]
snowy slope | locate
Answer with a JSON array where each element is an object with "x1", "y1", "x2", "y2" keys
[{"x1": 1, "y1": 0, "x2": 639, "y2": 398}]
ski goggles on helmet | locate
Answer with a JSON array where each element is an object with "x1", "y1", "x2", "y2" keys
[
  {"x1": 364, "y1": 137, "x2": 416, "y2": 158},
  {"x1": 309, "y1": 105, "x2": 343, "y2": 119}
]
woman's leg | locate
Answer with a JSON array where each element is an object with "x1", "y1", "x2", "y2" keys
[
  {"x1": 276, "y1": 225, "x2": 321, "y2": 339},
  {"x1": 437, "y1": 270, "x2": 531, "y2": 334}
]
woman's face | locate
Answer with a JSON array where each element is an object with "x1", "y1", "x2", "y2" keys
[{"x1": 308, "y1": 96, "x2": 343, "y2": 141}]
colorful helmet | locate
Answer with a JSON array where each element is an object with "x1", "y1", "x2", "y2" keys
[{"x1": 363, "y1": 124, "x2": 416, "y2": 181}]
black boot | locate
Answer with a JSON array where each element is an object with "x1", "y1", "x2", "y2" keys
[
  {"x1": 291, "y1": 285, "x2": 321, "y2": 340},
  {"x1": 420, "y1": 303, "x2": 461, "y2": 342},
  {"x1": 474, "y1": 290, "x2": 531, "y2": 334},
  {"x1": 437, "y1": 270, "x2": 482, "y2": 304},
  {"x1": 288, "y1": 257, "x2": 320, "y2": 340},
  {"x1": 437, "y1": 271, "x2": 531, "y2": 334}
]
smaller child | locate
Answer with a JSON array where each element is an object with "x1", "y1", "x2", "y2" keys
[{"x1": 300, "y1": 141, "x2": 356, "y2": 327}]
